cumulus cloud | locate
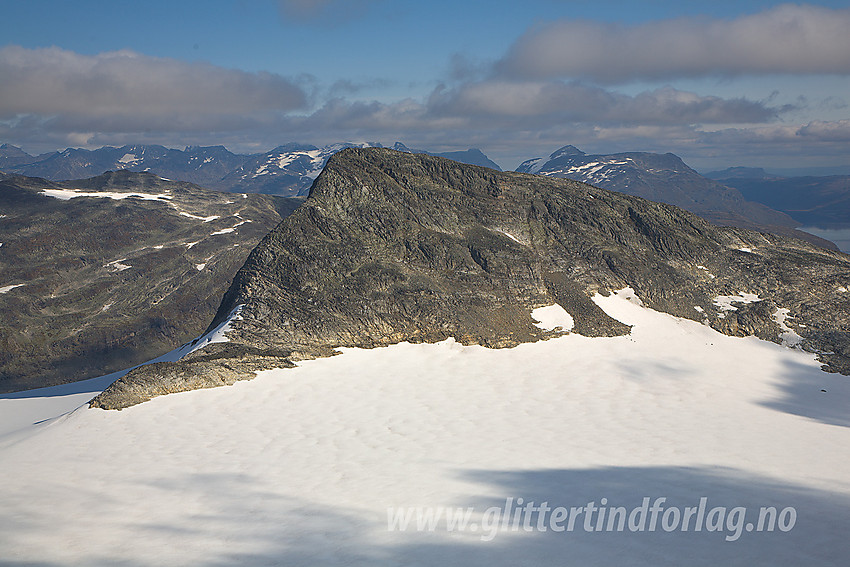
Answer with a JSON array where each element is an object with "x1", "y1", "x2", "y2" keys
[
  {"x1": 798, "y1": 119, "x2": 850, "y2": 142},
  {"x1": 425, "y1": 81, "x2": 779, "y2": 126},
  {"x1": 260, "y1": 81, "x2": 780, "y2": 142},
  {"x1": 0, "y1": 46, "x2": 308, "y2": 132},
  {"x1": 0, "y1": 43, "x2": 843, "y2": 170},
  {"x1": 497, "y1": 4, "x2": 850, "y2": 83},
  {"x1": 694, "y1": 120, "x2": 850, "y2": 151}
]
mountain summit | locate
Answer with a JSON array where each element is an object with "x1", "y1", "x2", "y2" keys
[{"x1": 92, "y1": 148, "x2": 850, "y2": 409}]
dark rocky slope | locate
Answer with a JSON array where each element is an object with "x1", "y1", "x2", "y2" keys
[
  {"x1": 92, "y1": 149, "x2": 850, "y2": 409},
  {"x1": 0, "y1": 171, "x2": 302, "y2": 392}
]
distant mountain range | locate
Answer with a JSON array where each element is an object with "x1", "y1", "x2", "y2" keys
[
  {"x1": 707, "y1": 171, "x2": 850, "y2": 231},
  {"x1": 4, "y1": 141, "x2": 846, "y2": 249},
  {"x1": 0, "y1": 170, "x2": 302, "y2": 392},
  {"x1": 0, "y1": 142, "x2": 501, "y2": 197},
  {"x1": 516, "y1": 145, "x2": 837, "y2": 250},
  {"x1": 703, "y1": 167, "x2": 781, "y2": 180}
]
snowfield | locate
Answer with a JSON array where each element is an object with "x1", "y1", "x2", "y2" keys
[
  {"x1": 1, "y1": 290, "x2": 849, "y2": 565},
  {"x1": 39, "y1": 188, "x2": 173, "y2": 201}
]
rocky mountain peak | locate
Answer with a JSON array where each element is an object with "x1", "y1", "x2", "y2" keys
[{"x1": 90, "y1": 148, "x2": 850, "y2": 409}]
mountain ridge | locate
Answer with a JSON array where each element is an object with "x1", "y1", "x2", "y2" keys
[{"x1": 1, "y1": 142, "x2": 502, "y2": 197}]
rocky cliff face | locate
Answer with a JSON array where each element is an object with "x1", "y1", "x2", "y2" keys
[{"x1": 91, "y1": 149, "x2": 850, "y2": 409}]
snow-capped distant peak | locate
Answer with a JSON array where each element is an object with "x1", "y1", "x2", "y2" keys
[
  {"x1": 548, "y1": 144, "x2": 586, "y2": 159},
  {"x1": 249, "y1": 142, "x2": 384, "y2": 181},
  {"x1": 516, "y1": 157, "x2": 544, "y2": 174}
]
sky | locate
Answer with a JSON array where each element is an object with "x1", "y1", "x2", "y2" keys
[{"x1": 1, "y1": 0, "x2": 849, "y2": 171}]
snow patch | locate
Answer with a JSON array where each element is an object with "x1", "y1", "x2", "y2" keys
[
  {"x1": 531, "y1": 304, "x2": 574, "y2": 332},
  {"x1": 41, "y1": 189, "x2": 172, "y2": 201},
  {"x1": 614, "y1": 286, "x2": 644, "y2": 306},
  {"x1": 494, "y1": 228, "x2": 523, "y2": 244},
  {"x1": 713, "y1": 292, "x2": 762, "y2": 312},
  {"x1": 524, "y1": 157, "x2": 545, "y2": 174},
  {"x1": 210, "y1": 220, "x2": 249, "y2": 236},
  {"x1": 0, "y1": 283, "x2": 25, "y2": 294},
  {"x1": 773, "y1": 308, "x2": 803, "y2": 348},
  {"x1": 195, "y1": 263, "x2": 206, "y2": 271},
  {"x1": 185, "y1": 305, "x2": 243, "y2": 355},
  {"x1": 179, "y1": 212, "x2": 220, "y2": 222},
  {"x1": 104, "y1": 259, "x2": 131, "y2": 272}
]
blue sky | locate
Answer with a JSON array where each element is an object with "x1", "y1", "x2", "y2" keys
[{"x1": 2, "y1": 1, "x2": 849, "y2": 171}]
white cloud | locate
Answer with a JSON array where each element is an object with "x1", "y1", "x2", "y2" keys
[
  {"x1": 426, "y1": 81, "x2": 778, "y2": 125},
  {"x1": 497, "y1": 4, "x2": 850, "y2": 83},
  {"x1": 798, "y1": 119, "x2": 850, "y2": 142},
  {"x1": 0, "y1": 46, "x2": 308, "y2": 131},
  {"x1": 0, "y1": 38, "x2": 844, "y2": 171}
]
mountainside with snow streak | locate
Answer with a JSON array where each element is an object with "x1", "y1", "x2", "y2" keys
[
  {"x1": 0, "y1": 170, "x2": 301, "y2": 392},
  {"x1": 516, "y1": 145, "x2": 835, "y2": 249}
]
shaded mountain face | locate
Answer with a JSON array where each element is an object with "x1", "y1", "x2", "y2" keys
[
  {"x1": 92, "y1": 149, "x2": 850, "y2": 410},
  {"x1": 392, "y1": 143, "x2": 503, "y2": 171},
  {"x1": 0, "y1": 170, "x2": 302, "y2": 392},
  {"x1": 703, "y1": 167, "x2": 778, "y2": 180},
  {"x1": 516, "y1": 145, "x2": 835, "y2": 250},
  {"x1": 2, "y1": 143, "x2": 502, "y2": 197},
  {"x1": 717, "y1": 175, "x2": 850, "y2": 230},
  {"x1": 0, "y1": 143, "x2": 49, "y2": 169}
]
